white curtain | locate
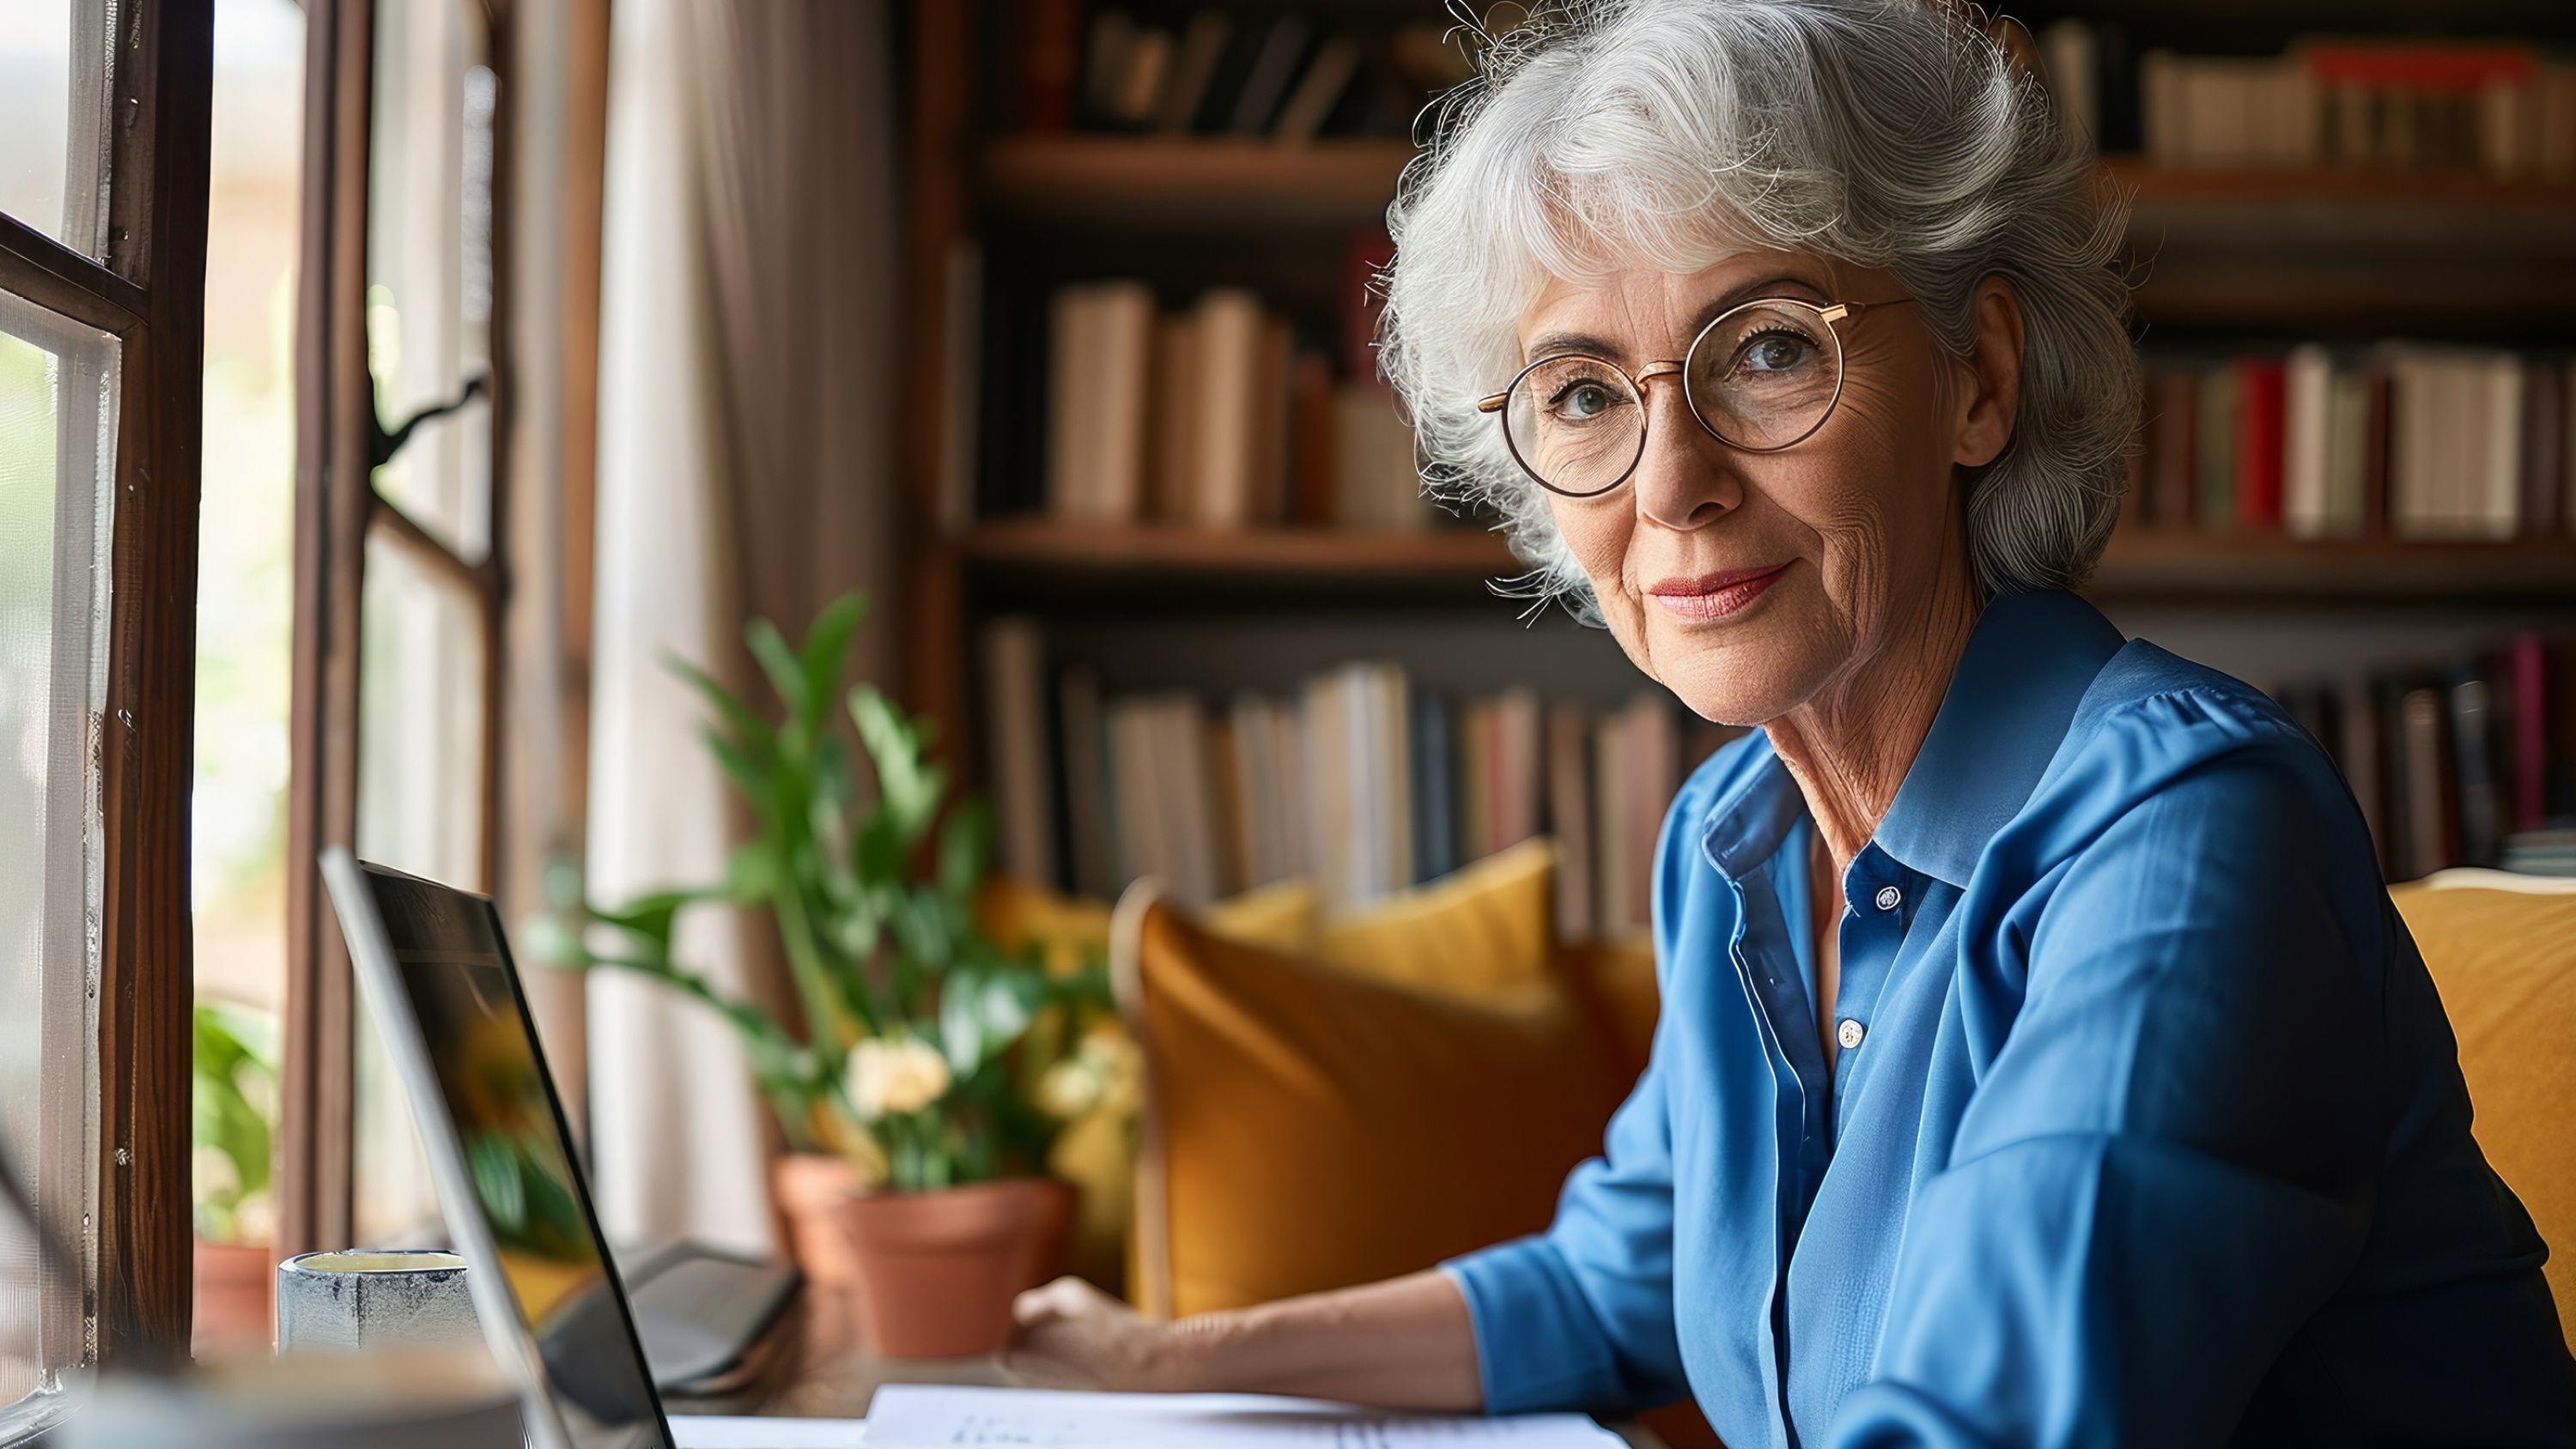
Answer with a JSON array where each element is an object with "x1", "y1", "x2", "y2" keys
[{"x1": 589, "y1": 0, "x2": 899, "y2": 1255}]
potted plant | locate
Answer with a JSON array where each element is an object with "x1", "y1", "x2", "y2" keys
[
  {"x1": 533, "y1": 595, "x2": 1110, "y2": 1357},
  {"x1": 193, "y1": 999, "x2": 278, "y2": 1357}
]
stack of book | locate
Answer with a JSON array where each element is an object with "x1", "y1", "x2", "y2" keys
[
  {"x1": 2275, "y1": 631, "x2": 2576, "y2": 882},
  {"x1": 1010, "y1": 4, "x2": 1472, "y2": 142},
  {"x1": 999, "y1": 277, "x2": 1426, "y2": 532},
  {"x1": 2131, "y1": 346, "x2": 2574, "y2": 539},
  {"x1": 980, "y1": 621, "x2": 1745, "y2": 939},
  {"x1": 2036, "y1": 24, "x2": 2576, "y2": 177}
]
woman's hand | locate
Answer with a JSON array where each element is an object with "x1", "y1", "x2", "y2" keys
[
  {"x1": 1005, "y1": 1276, "x2": 1220, "y2": 1391},
  {"x1": 1002, "y1": 1271, "x2": 1485, "y2": 1411}
]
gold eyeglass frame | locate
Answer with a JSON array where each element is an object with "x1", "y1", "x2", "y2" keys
[{"x1": 1475, "y1": 294, "x2": 1918, "y2": 498}]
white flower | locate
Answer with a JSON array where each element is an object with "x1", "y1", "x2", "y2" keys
[
  {"x1": 1033, "y1": 1058, "x2": 1103, "y2": 1120},
  {"x1": 846, "y1": 1035, "x2": 951, "y2": 1120}
]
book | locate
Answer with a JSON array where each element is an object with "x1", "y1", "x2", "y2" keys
[
  {"x1": 2194, "y1": 367, "x2": 2237, "y2": 530},
  {"x1": 981, "y1": 618, "x2": 1057, "y2": 888},
  {"x1": 2147, "y1": 369, "x2": 2196, "y2": 530},
  {"x1": 1227, "y1": 16, "x2": 1313, "y2": 135},
  {"x1": 2234, "y1": 356, "x2": 2287, "y2": 530},
  {"x1": 1273, "y1": 37, "x2": 1362, "y2": 145},
  {"x1": 1189, "y1": 288, "x2": 1268, "y2": 530},
  {"x1": 1059, "y1": 668, "x2": 1114, "y2": 898},
  {"x1": 2281, "y1": 346, "x2": 2332, "y2": 539},
  {"x1": 1014, "y1": 0, "x2": 1083, "y2": 133},
  {"x1": 1151, "y1": 13, "x2": 1231, "y2": 134},
  {"x1": 1546, "y1": 701, "x2": 1595, "y2": 943}
]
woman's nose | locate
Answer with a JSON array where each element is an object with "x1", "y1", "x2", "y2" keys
[{"x1": 1629, "y1": 377, "x2": 1741, "y2": 531}]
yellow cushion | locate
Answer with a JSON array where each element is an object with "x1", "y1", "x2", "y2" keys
[
  {"x1": 2391, "y1": 878, "x2": 2576, "y2": 1334},
  {"x1": 1315, "y1": 838, "x2": 1559, "y2": 1000},
  {"x1": 1117, "y1": 885, "x2": 1625, "y2": 1320}
]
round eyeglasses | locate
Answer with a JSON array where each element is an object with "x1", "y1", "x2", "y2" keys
[{"x1": 1476, "y1": 294, "x2": 1918, "y2": 499}]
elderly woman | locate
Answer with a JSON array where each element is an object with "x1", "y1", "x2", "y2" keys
[{"x1": 1010, "y1": 1, "x2": 2576, "y2": 1442}]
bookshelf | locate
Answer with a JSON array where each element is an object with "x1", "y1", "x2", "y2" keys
[
  {"x1": 899, "y1": 1, "x2": 2576, "y2": 903},
  {"x1": 949, "y1": 522, "x2": 2576, "y2": 608}
]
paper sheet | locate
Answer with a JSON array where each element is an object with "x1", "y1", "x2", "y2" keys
[
  {"x1": 861, "y1": 1385, "x2": 1622, "y2": 1448},
  {"x1": 669, "y1": 1415, "x2": 868, "y2": 1447}
]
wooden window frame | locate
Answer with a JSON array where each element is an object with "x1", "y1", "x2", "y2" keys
[
  {"x1": 276, "y1": 0, "x2": 609, "y2": 1259},
  {"x1": 0, "y1": 0, "x2": 214, "y2": 1371}
]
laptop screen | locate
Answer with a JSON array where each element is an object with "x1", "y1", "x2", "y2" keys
[{"x1": 356, "y1": 864, "x2": 672, "y2": 1449}]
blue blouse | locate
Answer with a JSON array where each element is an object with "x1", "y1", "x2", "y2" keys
[{"x1": 1446, "y1": 590, "x2": 2576, "y2": 1447}]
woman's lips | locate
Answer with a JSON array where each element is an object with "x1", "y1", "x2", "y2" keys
[{"x1": 1645, "y1": 562, "x2": 1791, "y2": 621}]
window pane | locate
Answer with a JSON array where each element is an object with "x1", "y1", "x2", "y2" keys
[
  {"x1": 0, "y1": 292, "x2": 118, "y2": 1434},
  {"x1": 366, "y1": 0, "x2": 495, "y2": 558},
  {"x1": 191, "y1": 0, "x2": 306, "y2": 1360},
  {"x1": 0, "y1": 0, "x2": 118, "y2": 256},
  {"x1": 351, "y1": 530, "x2": 486, "y2": 1246}
]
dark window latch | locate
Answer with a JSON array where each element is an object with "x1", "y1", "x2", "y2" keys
[{"x1": 369, "y1": 373, "x2": 489, "y2": 470}]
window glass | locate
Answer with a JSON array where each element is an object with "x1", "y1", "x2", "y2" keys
[
  {"x1": 366, "y1": 0, "x2": 495, "y2": 559},
  {"x1": 0, "y1": 291, "x2": 118, "y2": 1439},
  {"x1": 0, "y1": 0, "x2": 118, "y2": 257},
  {"x1": 190, "y1": 0, "x2": 306, "y2": 1359},
  {"x1": 351, "y1": 530, "x2": 487, "y2": 1246}
]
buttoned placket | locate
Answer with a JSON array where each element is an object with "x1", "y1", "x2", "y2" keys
[{"x1": 1825, "y1": 842, "x2": 1922, "y2": 1135}]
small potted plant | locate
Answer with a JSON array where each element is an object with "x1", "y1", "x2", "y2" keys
[
  {"x1": 533, "y1": 595, "x2": 1109, "y2": 1357},
  {"x1": 192, "y1": 999, "x2": 278, "y2": 1357}
]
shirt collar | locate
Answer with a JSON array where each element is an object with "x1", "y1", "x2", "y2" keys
[
  {"x1": 1698, "y1": 589, "x2": 2124, "y2": 890},
  {"x1": 1873, "y1": 589, "x2": 2124, "y2": 888}
]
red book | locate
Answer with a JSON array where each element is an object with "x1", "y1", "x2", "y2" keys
[
  {"x1": 2511, "y1": 633, "x2": 2549, "y2": 834},
  {"x1": 1015, "y1": 0, "x2": 1082, "y2": 133},
  {"x1": 2234, "y1": 357, "x2": 2287, "y2": 530},
  {"x1": 2301, "y1": 44, "x2": 2535, "y2": 94}
]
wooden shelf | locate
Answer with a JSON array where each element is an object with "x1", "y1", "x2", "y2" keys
[
  {"x1": 2091, "y1": 532, "x2": 2576, "y2": 603},
  {"x1": 977, "y1": 139, "x2": 2576, "y2": 324},
  {"x1": 951, "y1": 520, "x2": 2576, "y2": 604},
  {"x1": 955, "y1": 518, "x2": 1517, "y2": 603},
  {"x1": 2108, "y1": 161, "x2": 2576, "y2": 327},
  {"x1": 980, "y1": 136, "x2": 1410, "y2": 230}
]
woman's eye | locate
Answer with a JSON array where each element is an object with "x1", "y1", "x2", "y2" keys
[
  {"x1": 1552, "y1": 381, "x2": 1618, "y2": 419},
  {"x1": 1737, "y1": 331, "x2": 1818, "y2": 373}
]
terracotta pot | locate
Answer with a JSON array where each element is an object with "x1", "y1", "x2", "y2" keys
[
  {"x1": 192, "y1": 1238, "x2": 276, "y2": 1358},
  {"x1": 772, "y1": 1152, "x2": 866, "y2": 1288},
  {"x1": 836, "y1": 1177, "x2": 1076, "y2": 1359}
]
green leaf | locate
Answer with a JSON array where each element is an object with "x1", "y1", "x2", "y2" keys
[
  {"x1": 746, "y1": 618, "x2": 810, "y2": 725},
  {"x1": 583, "y1": 888, "x2": 705, "y2": 955},
  {"x1": 468, "y1": 1133, "x2": 526, "y2": 1234},
  {"x1": 937, "y1": 800, "x2": 992, "y2": 912},
  {"x1": 703, "y1": 725, "x2": 769, "y2": 804},
  {"x1": 937, "y1": 964, "x2": 1047, "y2": 1076},
  {"x1": 662, "y1": 653, "x2": 775, "y2": 756},
  {"x1": 798, "y1": 595, "x2": 867, "y2": 723},
  {"x1": 724, "y1": 842, "x2": 783, "y2": 904},
  {"x1": 849, "y1": 686, "x2": 942, "y2": 842}
]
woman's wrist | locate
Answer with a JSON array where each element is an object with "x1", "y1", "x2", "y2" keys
[{"x1": 1155, "y1": 1307, "x2": 1257, "y2": 1391}]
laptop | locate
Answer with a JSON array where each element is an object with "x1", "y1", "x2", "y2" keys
[{"x1": 321, "y1": 849, "x2": 864, "y2": 1449}]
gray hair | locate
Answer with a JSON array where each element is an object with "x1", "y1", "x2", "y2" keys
[{"x1": 1377, "y1": 0, "x2": 2139, "y2": 616}]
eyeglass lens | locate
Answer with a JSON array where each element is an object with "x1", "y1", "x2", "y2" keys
[{"x1": 1503, "y1": 301, "x2": 1846, "y2": 496}]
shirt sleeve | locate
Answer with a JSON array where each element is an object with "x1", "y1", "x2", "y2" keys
[
  {"x1": 1441, "y1": 1018, "x2": 1692, "y2": 1415},
  {"x1": 1437, "y1": 752, "x2": 1732, "y2": 1416},
  {"x1": 1828, "y1": 696, "x2": 2389, "y2": 1448}
]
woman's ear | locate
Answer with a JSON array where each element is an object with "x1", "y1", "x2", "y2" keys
[{"x1": 1953, "y1": 276, "x2": 2025, "y2": 470}]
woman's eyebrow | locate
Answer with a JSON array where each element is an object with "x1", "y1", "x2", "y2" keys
[{"x1": 1522, "y1": 274, "x2": 1833, "y2": 363}]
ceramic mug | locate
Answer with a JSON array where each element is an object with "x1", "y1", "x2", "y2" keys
[{"x1": 275, "y1": 1249, "x2": 484, "y2": 1355}]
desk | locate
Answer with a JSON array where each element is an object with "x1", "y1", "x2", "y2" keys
[{"x1": 665, "y1": 1286, "x2": 1666, "y2": 1446}]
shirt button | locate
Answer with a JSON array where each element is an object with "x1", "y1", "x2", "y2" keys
[
  {"x1": 1838, "y1": 1018, "x2": 1866, "y2": 1051},
  {"x1": 1873, "y1": 884, "x2": 1902, "y2": 912}
]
